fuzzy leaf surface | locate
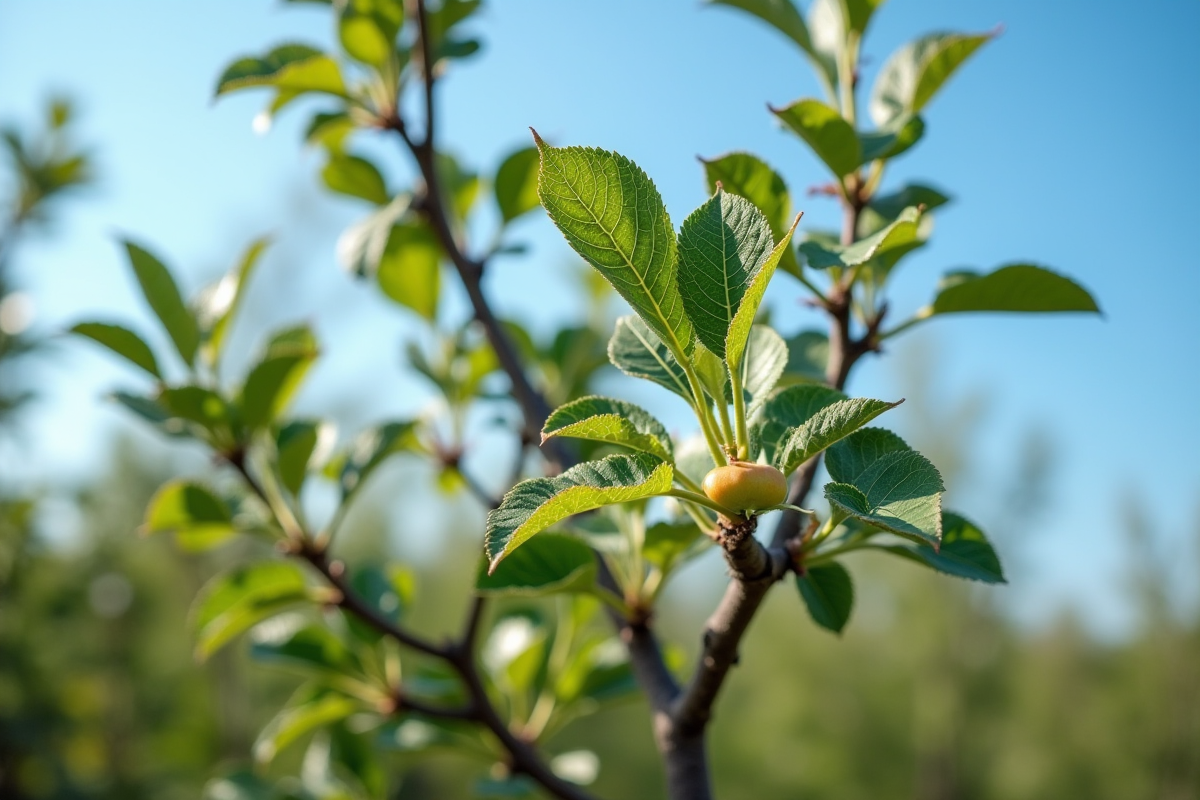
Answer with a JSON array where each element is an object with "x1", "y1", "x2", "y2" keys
[
  {"x1": 756, "y1": 384, "x2": 846, "y2": 465},
  {"x1": 701, "y1": 151, "x2": 798, "y2": 275},
  {"x1": 542, "y1": 395, "x2": 674, "y2": 460},
  {"x1": 777, "y1": 397, "x2": 902, "y2": 474},
  {"x1": 824, "y1": 449, "x2": 944, "y2": 544}
]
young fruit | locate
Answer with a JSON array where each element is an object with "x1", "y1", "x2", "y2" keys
[{"x1": 702, "y1": 461, "x2": 788, "y2": 514}]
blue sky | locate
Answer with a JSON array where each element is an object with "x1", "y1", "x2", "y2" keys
[{"x1": 2, "y1": 0, "x2": 1198, "y2": 635}]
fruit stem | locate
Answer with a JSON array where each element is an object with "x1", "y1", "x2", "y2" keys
[
  {"x1": 680, "y1": 358, "x2": 729, "y2": 467},
  {"x1": 665, "y1": 488, "x2": 738, "y2": 519},
  {"x1": 729, "y1": 362, "x2": 749, "y2": 459}
]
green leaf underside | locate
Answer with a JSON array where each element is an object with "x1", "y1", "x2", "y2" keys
[
  {"x1": 825, "y1": 426, "x2": 912, "y2": 484},
  {"x1": 741, "y1": 326, "x2": 789, "y2": 417},
  {"x1": 931, "y1": 264, "x2": 1100, "y2": 315},
  {"x1": 870, "y1": 31, "x2": 993, "y2": 126},
  {"x1": 825, "y1": 449, "x2": 944, "y2": 545},
  {"x1": 124, "y1": 241, "x2": 200, "y2": 366},
  {"x1": 486, "y1": 454, "x2": 673, "y2": 571},
  {"x1": 677, "y1": 190, "x2": 773, "y2": 360},
  {"x1": 858, "y1": 115, "x2": 925, "y2": 163},
  {"x1": 144, "y1": 480, "x2": 235, "y2": 550},
  {"x1": 536, "y1": 139, "x2": 692, "y2": 358},
  {"x1": 757, "y1": 384, "x2": 846, "y2": 465},
  {"x1": 799, "y1": 207, "x2": 921, "y2": 270},
  {"x1": 701, "y1": 151, "x2": 798, "y2": 274},
  {"x1": 191, "y1": 562, "x2": 311, "y2": 660},
  {"x1": 241, "y1": 354, "x2": 314, "y2": 431},
  {"x1": 254, "y1": 686, "x2": 360, "y2": 764},
  {"x1": 71, "y1": 322, "x2": 161, "y2": 378},
  {"x1": 542, "y1": 395, "x2": 674, "y2": 460},
  {"x1": 777, "y1": 397, "x2": 902, "y2": 474},
  {"x1": 607, "y1": 315, "x2": 692, "y2": 404},
  {"x1": 708, "y1": 0, "x2": 813, "y2": 53},
  {"x1": 860, "y1": 183, "x2": 948, "y2": 236},
  {"x1": 796, "y1": 562, "x2": 853, "y2": 633},
  {"x1": 216, "y1": 43, "x2": 347, "y2": 98},
  {"x1": 725, "y1": 214, "x2": 800, "y2": 371},
  {"x1": 880, "y1": 511, "x2": 1005, "y2": 583},
  {"x1": 323, "y1": 154, "x2": 389, "y2": 205},
  {"x1": 773, "y1": 99, "x2": 861, "y2": 177},
  {"x1": 475, "y1": 533, "x2": 597, "y2": 595},
  {"x1": 377, "y1": 223, "x2": 441, "y2": 320}
]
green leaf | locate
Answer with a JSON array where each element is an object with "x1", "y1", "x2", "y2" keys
[
  {"x1": 642, "y1": 521, "x2": 703, "y2": 574},
  {"x1": 870, "y1": 31, "x2": 994, "y2": 126},
  {"x1": 250, "y1": 622, "x2": 359, "y2": 674},
  {"x1": 607, "y1": 315, "x2": 693, "y2": 405},
  {"x1": 338, "y1": 0, "x2": 403, "y2": 66},
  {"x1": 494, "y1": 146, "x2": 541, "y2": 223},
  {"x1": 306, "y1": 111, "x2": 356, "y2": 152},
  {"x1": 700, "y1": 151, "x2": 799, "y2": 276},
  {"x1": 859, "y1": 183, "x2": 949, "y2": 237},
  {"x1": 216, "y1": 44, "x2": 348, "y2": 98},
  {"x1": 201, "y1": 771, "x2": 276, "y2": 800},
  {"x1": 542, "y1": 396, "x2": 673, "y2": 460},
  {"x1": 436, "y1": 152, "x2": 481, "y2": 223},
  {"x1": 825, "y1": 426, "x2": 911, "y2": 484},
  {"x1": 123, "y1": 241, "x2": 200, "y2": 367},
  {"x1": 201, "y1": 237, "x2": 271, "y2": 365},
  {"x1": 725, "y1": 215, "x2": 800, "y2": 372},
  {"x1": 158, "y1": 385, "x2": 237, "y2": 444},
  {"x1": 254, "y1": 685, "x2": 360, "y2": 764},
  {"x1": 475, "y1": 533, "x2": 598, "y2": 596},
  {"x1": 241, "y1": 357, "x2": 315, "y2": 432},
  {"x1": 331, "y1": 421, "x2": 419, "y2": 499},
  {"x1": 824, "y1": 449, "x2": 944, "y2": 545},
  {"x1": 692, "y1": 343, "x2": 730, "y2": 406},
  {"x1": 741, "y1": 325, "x2": 789, "y2": 418},
  {"x1": 71, "y1": 322, "x2": 161, "y2": 378},
  {"x1": 878, "y1": 511, "x2": 1005, "y2": 583},
  {"x1": 799, "y1": 206, "x2": 921, "y2": 270},
  {"x1": 376, "y1": 222, "x2": 441, "y2": 320},
  {"x1": 323, "y1": 154, "x2": 389, "y2": 205},
  {"x1": 143, "y1": 480, "x2": 236, "y2": 552},
  {"x1": 707, "y1": 0, "x2": 813, "y2": 54},
  {"x1": 756, "y1": 384, "x2": 846, "y2": 465},
  {"x1": 780, "y1": 330, "x2": 828, "y2": 384},
  {"x1": 277, "y1": 420, "x2": 326, "y2": 495},
  {"x1": 930, "y1": 264, "x2": 1101, "y2": 315},
  {"x1": 535, "y1": 135, "x2": 692, "y2": 358},
  {"x1": 486, "y1": 454, "x2": 673, "y2": 571},
  {"x1": 858, "y1": 115, "x2": 925, "y2": 163},
  {"x1": 795, "y1": 562, "x2": 853, "y2": 633},
  {"x1": 776, "y1": 397, "x2": 901, "y2": 474},
  {"x1": 838, "y1": 0, "x2": 886, "y2": 37},
  {"x1": 771, "y1": 99, "x2": 861, "y2": 178},
  {"x1": 191, "y1": 562, "x2": 311, "y2": 660},
  {"x1": 677, "y1": 190, "x2": 774, "y2": 360}
]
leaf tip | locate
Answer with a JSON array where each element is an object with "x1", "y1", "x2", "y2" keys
[{"x1": 529, "y1": 127, "x2": 546, "y2": 150}]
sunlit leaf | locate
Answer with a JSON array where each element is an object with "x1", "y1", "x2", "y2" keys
[
  {"x1": 930, "y1": 264, "x2": 1101, "y2": 316},
  {"x1": 476, "y1": 533, "x2": 598, "y2": 596},
  {"x1": 191, "y1": 562, "x2": 311, "y2": 660},
  {"x1": 877, "y1": 511, "x2": 1005, "y2": 583},
  {"x1": 825, "y1": 449, "x2": 944, "y2": 545},
  {"x1": 542, "y1": 395, "x2": 674, "y2": 460},
  {"x1": 123, "y1": 241, "x2": 200, "y2": 366}
]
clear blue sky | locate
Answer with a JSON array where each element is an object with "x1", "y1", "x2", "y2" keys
[{"x1": 2, "y1": 0, "x2": 1198, "y2": 635}]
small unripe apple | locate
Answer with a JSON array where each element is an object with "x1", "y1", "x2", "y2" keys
[{"x1": 702, "y1": 461, "x2": 788, "y2": 514}]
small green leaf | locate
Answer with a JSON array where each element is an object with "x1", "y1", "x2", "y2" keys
[
  {"x1": 677, "y1": 190, "x2": 774, "y2": 360},
  {"x1": 740, "y1": 325, "x2": 789, "y2": 418},
  {"x1": 799, "y1": 206, "x2": 921, "y2": 270},
  {"x1": 240, "y1": 325, "x2": 319, "y2": 431},
  {"x1": 486, "y1": 454, "x2": 673, "y2": 571},
  {"x1": 607, "y1": 315, "x2": 693, "y2": 405},
  {"x1": 777, "y1": 397, "x2": 902, "y2": 474},
  {"x1": 825, "y1": 449, "x2": 944, "y2": 545},
  {"x1": 475, "y1": 533, "x2": 598, "y2": 596},
  {"x1": 542, "y1": 396, "x2": 674, "y2": 460},
  {"x1": 859, "y1": 183, "x2": 949, "y2": 237},
  {"x1": 123, "y1": 241, "x2": 200, "y2": 366},
  {"x1": 707, "y1": 0, "x2": 813, "y2": 53},
  {"x1": 71, "y1": 322, "x2": 161, "y2": 378},
  {"x1": 494, "y1": 146, "x2": 541, "y2": 223},
  {"x1": 277, "y1": 420, "x2": 326, "y2": 495},
  {"x1": 772, "y1": 99, "x2": 861, "y2": 178},
  {"x1": 144, "y1": 480, "x2": 236, "y2": 552},
  {"x1": 878, "y1": 511, "x2": 1005, "y2": 583},
  {"x1": 158, "y1": 385, "x2": 237, "y2": 444},
  {"x1": 332, "y1": 421, "x2": 419, "y2": 499},
  {"x1": 858, "y1": 114, "x2": 924, "y2": 163},
  {"x1": 725, "y1": 215, "x2": 801, "y2": 373},
  {"x1": 642, "y1": 521, "x2": 703, "y2": 574},
  {"x1": 216, "y1": 44, "x2": 348, "y2": 98},
  {"x1": 870, "y1": 31, "x2": 994, "y2": 126},
  {"x1": 930, "y1": 264, "x2": 1101, "y2": 315},
  {"x1": 825, "y1": 426, "x2": 911, "y2": 484},
  {"x1": 756, "y1": 384, "x2": 846, "y2": 465},
  {"x1": 191, "y1": 562, "x2": 311, "y2": 660},
  {"x1": 305, "y1": 111, "x2": 355, "y2": 151},
  {"x1": 338, "y1": 0, "x2": 403, "y2": 66},
  {"x1": 323, "y1": 154, "x2": 389, "y2": 205},
  {"x1": 254, "y1": 685, "x2": 360, "y2": 764},
  {"x1": 795, "y1": 562, "x2": 853, "y2": 633},
  {"x1": 201, "y1": 237, "x2": 271, "y2": 365},
  {"x1": 701, "y1": 151, "x2": 799, "y2": 276},
  {"x1": 376, "y1": 222, "x2": 441, "y2": 320},
  {"x1": 250, "y1": 622, "x2": 359, "y2": 674},
  {"x1": 535, "y1": 135, "x2": 692, "y2": 359},
  {"x1": 838, "y1": 0, "x2": 886, "y2": 37}
]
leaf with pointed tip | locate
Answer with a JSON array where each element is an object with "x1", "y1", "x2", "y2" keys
[
  {"x1": 323, "y1": 154, "x2": 389, "y2": 205},
  {"x1": 494, "y1": 146, "x2": 541, "y2": 223},
  {"x1": 201, "y1": 237, "x2": 271, "y2": 365},
  {"x1": 123, "y1": 241, "x2": 200, "y2": 366},
  {"x1": 725, "y1": 215, "x2": 801, "y2": 372},
  {"x1": 777, "y1": 397, "x2": 902, "y2": 474},
  {"x1": 700, "y1": 151, "x2": 797, "y2": 275},
  {"x1": 795, "y1": 562, "x2": 853, "y2": 633},
  {"x1": 858, "y1": 115, "x2": 925, "y2": 163},
  {"x1": 191, "y1": 562, "x2": 311, "y2": 660},
  {"x1": 741, "y1": 325, "x2": 788, "y2": 418},
  {"x1": 799, "y1": 206, "x2": 922, "y2": 270},
  {"x1": 240, "y1": 325, "x2": 319, "y2": 431},
  {"x1": 542, "y1": 395, "x2": 673, "y2": 461},
  {"x1": 607, "y1": 315, "x2": 692, "y2": 405},
  {"x1": 677, "y1": 191, "x2": 773, "y2": 360},
  {"x1": 486, "y1": 454, "x2": 673, "y2": 571},
  {"x1": 337, "y1": 0, "x2": 403, "y2": 66},
  {"x1": 144, "y1": 480, "x2": 236, "y2": 552},
  {"x1": 71, "y1": 322, "x2": 161, "y2": 378},
  {"x1": 930, "y1": 264, "x2": 1101, "y2": 315},
  {"x1": 870, "y1": 31, "x2": 994, "y2": 126},
  {"x1": 642, "y1": 520, "x2": 704, "y2": 574},
  {"x1": 276, "y1": 420, "x2": 326, "y2": 495},
  {"x1": 860, "y1": 183, "x2": 949, "y2": 237},
  {"x1": 254, "y1": 685, "x2": 360, "y2": 765},
  {"x1": 772, "y1": 99, "x2": 861, "y2": 178},
  {"x1": 756, "y1": 384, "x2": 845, "y2": 465},
  {"x1": 376, "y1": 222, "x2": 441, "y2": 320},
  {"x1": 877, "y1": 511, "x2": 1005, "y2": 583},
  {"x1": 475, "y1": 533, "x2": 598, "y2": 596},
  {"x1": 825, "y1": 449, "x2": 944, "y2": 544},
  {"x1": 536, "y1": 138, "x2": 691, "y2": 358},
  {"x1": 707, "y1": 0, "x2": 813, "y2": 52},
  {"x1": 825, "y1": 427, "x2": 911, "y2": 484},
  {"x1": 838, "y1": 0, "x2": 886, "y2": 36},
  {"x1": 216, "y1": 44, "x2": 348, "y2": 98}
]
